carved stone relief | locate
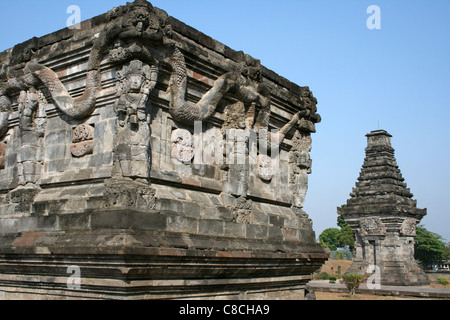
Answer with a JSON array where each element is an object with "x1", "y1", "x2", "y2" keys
[
  {"x1": 8, "y1": 187, "x2": 40, "y2": 214},
  {"x1": 71, "y1": 124, "x2": 95, "y2": 157},
  {"x1": 0, "y1": 0, "x2": 171, "y2": 123},
  {"x1": 400, "y1": 218, "x2": 417, "y2": 236},
  {"x1": 104, "y1": 179, "x2": 156, "y2": 210},
  {"x1": 171, "y1": 129, "x2": 194, "y2": 163},
  {"x1": 358, "y1": 217, "x2": 387, "y2": 236},
  {"x1": 113, "y1": 60, "x2": 156, "y2": 179},
  {"x1": 233, "y1": 197, "x2": 254, "y2": 224},
  {"x1": 17, "y1": 89, "x2": 46, "y2": 186},
  {"x1": 0, "y1": 141, "x2": 6, "y2": 170},
  {"x1": 18, "y1": 89, "x2": 45, "y2": 134},
  {"x1": 0, "y1": 95, "x2": 10, "y2": 140},
  {"x1": 114, "y1": 60, "x2": 158, "y2": 128},
  {"x1": 289, "y1": 131, "x2": 312, "y2": 208},
  {"x1": 165, "y1": 47, "x2": 238, "y2": 124},
  {"x1": 256, "y1": 154, "x2": 273, "y2": 182}
]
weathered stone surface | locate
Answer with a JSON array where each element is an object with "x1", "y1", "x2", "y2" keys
[
  {"x1": 0, "y1": 0, "x2": 326, "y2": 300},
  {"x1": 338, "y1": 130, "x2": 429, "y2": 286},
  {"x1": 171, "y1": 129, "x2": 195, "y2": 163},
  {"x1": 0, "y1": 141, "x2": 6, "y2": 170},
  {"x1": 71, "y1": 124, "x2": 94, "y2": 157}
]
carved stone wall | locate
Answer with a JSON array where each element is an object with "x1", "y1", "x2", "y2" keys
[{"x1": 0, "y1": 0, "x2": 326, "y2": 300}]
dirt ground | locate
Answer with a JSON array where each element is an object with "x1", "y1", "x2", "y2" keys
[
  {"x1": 314, "y1": 259, "x2": 449, "y2": 299},
  {"x1": 314, "y1": 292, "x2": 434, "y2": 300},
  {"x1": 316, "y1": 259, "x2": 353, "y2": 276}
]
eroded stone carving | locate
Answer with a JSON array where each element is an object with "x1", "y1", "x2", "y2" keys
[
  {"x1": 256, "y1": 154, "x2": 274, "y2": 182},
  {"x1": 18, "y1": 89, "x2": 46, "y2": 134},
  {"x1": 0, "y1": 95, "x2": 11, "y2": 139},
  {"x1": 114, "y1": 59, "x2": 158, "y2": 127},
  {"x1": 0, "y1": 141, "x2": 6, "y2": 170},
  {"x1": 359, "y1": 217, "x2": 387, "y2": 236},
  {"x1": 0, "y1": 0, "x2": 329, "y2": 300},
  {"x1": 165, "y1": 47, "x2": 238, "y2": 124},
  {"x1": 113, "y1": 60, "x2": 156, "y2": 179},
  {"x1": 171, "y1": 129, "x2": 195, "y2": 163},
  {"x1": 233, "y1": 197, "x2": 253, "y2": 224},
  {"x1": 8, "y1": 187, "x2": 40, "y2": 214},
  {"x1": 400, "y1": 218, "x2": 417, "y2": 236},
  {"x1": 17, "y1": 89, "x2": 46, "y2": 186},
  {"x1": 104, "y1": 179, "x2": 156, "y2": 210},
  {"x1": 289, "y1": 131, "x2": 312, "y2": 208},
  {"x1": 18, "y1": 90, "x2": 38, "y2": 131},
  {"x1": 71, "y1": 124, "x2": 95, "y2": 157},
  {"x1": 0, "y1": 0, "x2": 170, "y2": 122}
]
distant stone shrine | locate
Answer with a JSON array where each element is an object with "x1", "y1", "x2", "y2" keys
[
  {"x1": 338, "y1": 130, "x2": 429, "y2": 286},
  {"x1": 0, "y1": 0, "x2": 327, "y2": 299}
]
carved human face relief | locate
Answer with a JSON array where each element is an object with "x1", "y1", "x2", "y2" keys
[{"x1": 129, "y1": 74, "x2": 144, "y2": 92}]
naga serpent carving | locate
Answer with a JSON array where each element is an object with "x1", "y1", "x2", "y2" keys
[
  {"x1": 165, "y1": 47, "x2": 237, "y2": 124},
  {"x1": 0, "y1": 0, "x2": 316, "y2": 137},
  {"x1": 23, "y1": 62, "x2": 101, "y2": 120},
  {"x1": 0, "y1": 0, "x2": 170, "y2": 132}
]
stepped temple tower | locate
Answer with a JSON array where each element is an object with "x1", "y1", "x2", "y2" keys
[
  {"x1": 0, "y1": 0, "x2": 327, "y2": 299},
  {"x1": 338, "y1": 130, "x2": 429, "y2": 286}
]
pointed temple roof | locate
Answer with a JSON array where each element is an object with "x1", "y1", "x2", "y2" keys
[{"x1": 338, "y1": 130, "x2": 426, "y2": 218}]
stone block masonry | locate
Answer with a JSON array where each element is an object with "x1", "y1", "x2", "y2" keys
[
  {"x1": 0, "y1": 0, "x2": 327, "y2": 299},
  {"x1": 338, "y1": 130, "x2": 429, "y2": 286}
]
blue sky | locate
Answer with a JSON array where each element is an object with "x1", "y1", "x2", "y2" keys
[{"x1": 1, "y1": 0, "x2": 449, "y2": 242}]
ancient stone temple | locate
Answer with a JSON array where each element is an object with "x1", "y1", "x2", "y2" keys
[
  {"x1": 338, "y1": 130, "x2": 429, "y2": 286},
  {"x1": 0, "y1": 0, "x2": 327, "y2": 299}
]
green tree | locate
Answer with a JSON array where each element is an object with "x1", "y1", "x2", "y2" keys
[
  {"x1": 336, "y1": 225, "x2": 355, "y2": 250},
  {"x1": 319, "y1": 216, "x2": 356, "y2": 252},
  {"x1": 445, "y1": 242, "x2": 450, "y2": 260},
  {"x1": 415, "y1": 225, "x2": 447, "y2": 266},
  {"x1": 319, "y1": 228, "x2": 340, "y2": 251},
  {"x1": 337, "y1": 215, "x2": 348, "y2": 229}
]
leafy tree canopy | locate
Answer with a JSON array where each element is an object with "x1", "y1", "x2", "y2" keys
[
  {"x1": 319, "y1": 216, "x2": 355, "y2": 251},
  {"x1": 337, "y1": 225, "x2": 355, "y2": 249},
  {"x1": 415, "y1": 225, "x2": 447, "y2": 264},
  {"x1": 337, "y1": 216, "x2": 348, "y2": 229},
  {"x1": 319, "y1": 228, "x2": 340, "y2": 251}
]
